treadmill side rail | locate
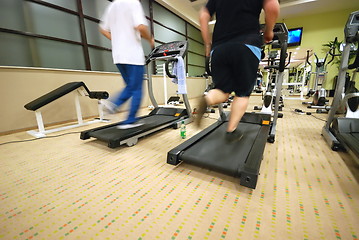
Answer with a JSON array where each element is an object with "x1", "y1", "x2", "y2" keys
[
  {"x1": 80, "y1": 121, "x2": 124, "y2": 140},
  {"x1": 238, "y1": 124, "x2": 271, "y2": 189},
  {"x1": 240, "y1": 172, "x2": 258, "y2": 189},
  {"x1": 167, "y1": 150, "x2": 183, "y2": 165},
  {"x1": 322, "y1": 124, "x2": 343, "y2": 151}
]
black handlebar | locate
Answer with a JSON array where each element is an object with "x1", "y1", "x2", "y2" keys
[
  {"x1": 165, "y1": 59, "x2": 178, "y2": 78},
  {"x1": 205, "y1": 56, "x2": 211, "y2": 76},
  {"x1": 347, "y1": 33, "x2": 359, "y2": 44},
  {"x1": 285, "y1": 52, "x2": 292, "y2": 68},
  {"x1": 307, "y1": 37, "x2": 340, "y2": 68},
  {"x1": 326, "y1": 53, "x2": 335, "y2": 65},
  {"x1": 326, "y1": 37, "x2": 340, "y2": 65},
  {"x1": 89, "y1": 91, "x2": 109, "y2": 100},
  {"x1": 327, "y1": 37, "x2": 340, "y2": 65},
  {"x1": 278, "y1": 40, "x2": 288, "y2": 72},
  {"x1": 313, "y1": 52, "x2": 328, "y2": 68},
  {"x1": 305, "y1": 50, "x2": 311, "y2": 67},
  {"x1": 348, "y1": 41, "x2": 359, "y2": 69}
]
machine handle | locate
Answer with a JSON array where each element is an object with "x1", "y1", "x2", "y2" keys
[
  {"x1": 327, "y1": 52, "x2": 335, "y2": 65},
  {"x1": 348, "y1": 42, "x2": 359, "y2": 69},
  {"x1": 313, "y1": 52, "x2": 320, "y2": 65},
  {"x1": 326, "y1": 37, "x2": 339, "y2": 65},
  {"x1": 165, "y1": 59, "x2": 178, "y2": 78},
  {"x1": 205, "y1": 56, "x2": 212, "y2": 76},
  {"x1": 313, "y1": 51, "x2": 329, "y2": 68},
  {"x1": 264, "y1": 65, "x2": 279, "y2": 70},
  {"x1": 327, "y1": 37, "x2": 341, "y2": 59},
  {"x1": 278, "y1": 40, "x2": 288, "y2": 72},
  {"x1": 347, "y1": 33, "x2": 359, "y2": 44},
  {"x1": 305, "y1": 50, "x2": 312, "y2": 67},
  {"x1": 89, "y1": 91, "x2": 109, "y2": 100},
  {"x1": 285, "y1": 52, "x2": 292, "y2": 68},
  {"x1": 145, "y1": 46, "x2": 159, "y2": 65}
]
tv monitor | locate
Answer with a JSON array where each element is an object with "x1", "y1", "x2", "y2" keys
[{"x1": 287, "y1": 27, "x2": 303, "y2": 47}]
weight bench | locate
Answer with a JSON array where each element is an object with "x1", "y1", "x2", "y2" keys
[{"x1": 24, "y1": 81, "x2": 109, "y2": 138}]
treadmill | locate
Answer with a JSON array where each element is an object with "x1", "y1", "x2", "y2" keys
[
  {"x1": 167, "y1": 23, "x2": 289, "y2": 189},
  {"x1": 322, "y1": 11, "x2": 359, "y2": 164},
  {"x1": 81, "y1": 41, "x2": 192, "y2": 148}
]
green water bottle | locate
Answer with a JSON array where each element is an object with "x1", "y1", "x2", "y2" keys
[{"x1": 180, "y1": 120, "x2": 186, "y2": 139}]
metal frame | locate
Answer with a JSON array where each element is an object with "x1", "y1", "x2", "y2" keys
[
  {"x1": 145, "y1": 42, "x2": 193, "y2": 121},
  {"x1": 322, "y1": 10, "x2": 359, "y2": 151}
]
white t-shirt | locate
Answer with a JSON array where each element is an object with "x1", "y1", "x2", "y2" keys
[{"x1": 100, "y1": 0, "x2": 147, "y2": 65}]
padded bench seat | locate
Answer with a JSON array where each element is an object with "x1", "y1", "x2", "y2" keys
[
  {"x1": 24, "y1": 81, "x2": 109, "y2": 138},
  {"x1": 25, "y1": 82, "x2": 108, "y2": 111}
]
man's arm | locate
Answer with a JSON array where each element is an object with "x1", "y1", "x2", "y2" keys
[
  {"x1": 199, "y1": 7, "x2": 212, "y2": 57},
  {"x1": 136, "y1": 24, "x2": 155, "y2": 49},
  {"x1": 99, "y1": 27, "x2": 111, "y2": 40},
  {"x1": 263, "y1": 0, "x2": 280, "y2": 43}
]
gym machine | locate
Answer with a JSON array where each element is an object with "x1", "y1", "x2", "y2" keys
[
  {"x1": 81, "y1": 41, "x2": 192, "y2": 148},
  {"x1": 167, "y1": 23, "x2": 289, "y2": 189},
  {"x1": 322, "y1": 10, "x2": 359, "y2": 164}
]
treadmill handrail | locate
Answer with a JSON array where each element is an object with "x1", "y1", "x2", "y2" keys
[
  {"x1": 146, "y1": 55, "x2": 178, "y2": 64},
  {"x1": 261, "y1": 22, "x2": 289, "y2": 72},
  {"x1": 165, "y1": 59, "x2": 178, "y2": 79}
]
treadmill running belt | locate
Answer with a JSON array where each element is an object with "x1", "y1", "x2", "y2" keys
[
  {"x1": 89, "y1": 115, "x2": 179, "y2": 141},
  {"x1": 180, "y1": 122, "x2": 262, "y2": 176}
]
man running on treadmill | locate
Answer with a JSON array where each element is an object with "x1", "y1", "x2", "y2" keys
[
  {"x1": 99, "y1": 0, "x2": 154, "y2": 129},
  {"x1": 196, "y1": 0, "x2": 279, "y2": 142}
]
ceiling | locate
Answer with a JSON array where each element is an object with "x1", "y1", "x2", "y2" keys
[
  {"x1": 155, "y1": 0, "x2": 359, "y2": 28},
  {"x1": 155, "y1": 0, "x2": 359, "y2": 67}
]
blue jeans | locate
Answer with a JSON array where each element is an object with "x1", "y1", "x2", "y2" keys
[{"x1": 113, "y1": 64, "x2": 144, "y2": 124}]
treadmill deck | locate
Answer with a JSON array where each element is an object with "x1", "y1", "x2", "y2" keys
[
  {"x1": 167, "y1": 113, "x2": 271, "y2": 189},
  {"x1": 181, "y1": 122, "x2": 262, "y2": 176}
]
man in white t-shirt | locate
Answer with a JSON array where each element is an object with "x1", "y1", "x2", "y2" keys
[{"x1": 99, "y1": 0, "x2": 154, "y2": 129}]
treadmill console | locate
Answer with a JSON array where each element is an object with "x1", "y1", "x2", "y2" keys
[
  {"x1": 261, "y1": 23, "x2": 289, "y2": 72},
  {"x1": 146, "y1": 41, "x2": 188, "y2": 64},
  {"x1": 260, "y1": 23, "x2": 288, "y2": 49},
  {"x1": 345, "y1": 11, "x2": 359, "y2": 70},
  {"x1": 345, "y1": 10, "x2": 359, "y2": 43}
]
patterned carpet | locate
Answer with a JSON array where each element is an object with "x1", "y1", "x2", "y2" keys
[{"x1": 0, "y1": 96, "x2": 358, "y2": 240}]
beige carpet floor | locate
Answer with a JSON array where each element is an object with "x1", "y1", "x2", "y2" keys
[{"x1": 0, "y1": 96, "x2": 358, "y2": 240}]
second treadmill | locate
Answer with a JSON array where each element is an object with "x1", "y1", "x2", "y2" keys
[{"x1": 81, "y1": 41, "x2": 192, "y2": 148}]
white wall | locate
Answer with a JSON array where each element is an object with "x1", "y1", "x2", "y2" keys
[{"x1": 0, "y1": 66, "x2": 206, "y2": 134}]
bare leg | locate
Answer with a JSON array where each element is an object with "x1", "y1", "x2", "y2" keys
[
  {"x1": 227, "y1": 96, "x2": 249, "y2": 132},
  {"x1": 205, "y1": 89, "x2": 230, "y2": 105},
  {"x1": 195, "y1": 88, "x2": 230, "y2": 127}
]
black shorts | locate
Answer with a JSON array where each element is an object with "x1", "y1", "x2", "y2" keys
[{"x1": 211, "y1": 43, "x2": 260, "y2": 97}]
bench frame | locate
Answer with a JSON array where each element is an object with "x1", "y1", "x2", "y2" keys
[{"x1": 25, "y1": 83, "x2": 109, "y2": 138}]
